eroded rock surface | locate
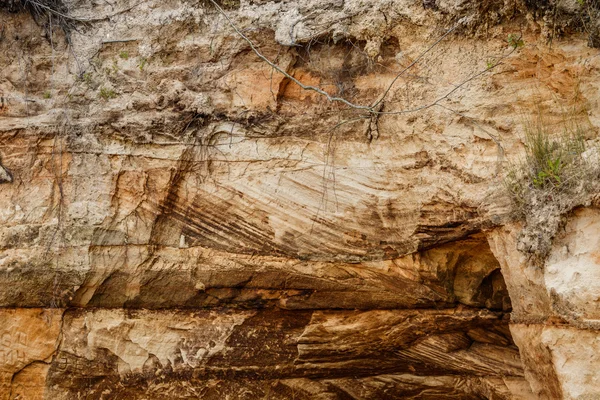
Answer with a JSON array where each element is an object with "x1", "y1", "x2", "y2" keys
[
  {"x1": 488, "y1": 208, "x2": 600, "y2": 399},
  {"x1": 41, "y1": 308, "x2": 524, "y2": 398},
  {"x1": 1, "y1": 0, "x2": 599, "y2": 398},
  {"x1": 0, "y1": 309, "x2": 63, "y2": 399}
]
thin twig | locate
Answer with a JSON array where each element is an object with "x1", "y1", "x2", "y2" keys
[
  {"x1": 207, "y1": 0, "x2": 372, "y2": 112},
  {"x1": 19, "y1": 0, "x2": 148, "y2": 23},
  {"x1": 207, "y1": 0, "x2": 516, "y2": 121},
  {"x1": 376, "y1": 45, "x2": 518, "y2": 116},
  {"x1": 23, "y1": 0, "x2": 89, "y2": 22},
  {"x1": 101, "y1": 38, "x2": 140, "y2": 44},
  {"x1": 371, "y1": 24, "x2": 459, "y2": 109}
]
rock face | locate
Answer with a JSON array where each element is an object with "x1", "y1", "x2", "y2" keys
[
  {"x1": 0, "y1": 0, "x2": 599, "y2": 398},
  {"x1": 43, "y1": 308, "x2": 525, "y2": 398},
  {"x1": 489, "y1": 208, "x2": 600, "y2": 399},
  {"x1": 0, "y1": 309, "x2": 63, "y2": 398}
]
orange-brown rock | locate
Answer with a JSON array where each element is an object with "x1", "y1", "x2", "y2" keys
[
  {"x1": 0, "y1": 309, "x2": 63, "y2": 399},
  {"x1": 1, "y1": 0, "x2": 600, "y2": 398}
]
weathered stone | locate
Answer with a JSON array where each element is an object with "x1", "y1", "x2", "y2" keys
[
  {"x1": 1, "y1": 0, "x2": 599, "y2": 397},
  {"x1": 545, "y1": 208, "x2": 600, "y2": 324},
  {"x1": 488, "y1": 208, "x2": 600, "y2": 399},
  {"x1": 44, "y1": 308, "x2": 524, "y2": 398},
  {"x1": 0, "y1": 309, "x2": 63, "y2": 399},
  {"x1": 487, "y1": 225, "x2": 553, "y2": 322}
]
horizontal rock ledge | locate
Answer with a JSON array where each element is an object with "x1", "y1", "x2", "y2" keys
[{"x1": 1, "y1": 307, "x2": 527, "y2": 398}]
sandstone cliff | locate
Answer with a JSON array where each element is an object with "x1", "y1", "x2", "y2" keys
[{"x1": 1, "y1": 0, "x2": 599, "y2": 398}]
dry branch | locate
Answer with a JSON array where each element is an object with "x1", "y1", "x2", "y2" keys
[{"x1": 207, "y1": 0, "x2": 517, "y2": 125}]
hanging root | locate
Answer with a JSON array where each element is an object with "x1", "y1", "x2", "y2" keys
[{"x1": 1, "y1": 0, "x2": 85, "y2": 41}]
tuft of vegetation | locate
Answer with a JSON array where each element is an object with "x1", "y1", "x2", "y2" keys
[
  {"x1": 507, "y1": 33, "x2": 524, "y2": 49},
  {"x1": 504, "y1": 108, "x2": 600, "y2": 262},
  {"x1": 43, "y1": 90, "x2": 52, "y2": 99},
  {"x1": 98, "y1": 87, "x2": 117, "y2": 100},
  {"x1": 81, "y1": 72, "x2": 93, "y2": 85},
  {"x1": 138, "y1": 57, "x2": 148, "y2": 72},
  {"x1": 505, "y1": 113, "x2": 588, "y2": 210},
  {"x1": 119, "y1": 51, "x2": 129, "y2": 60}
]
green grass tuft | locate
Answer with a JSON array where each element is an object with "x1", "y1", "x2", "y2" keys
[{"x1": 99, "y1": 87, "x2": 117, "y2": 100}]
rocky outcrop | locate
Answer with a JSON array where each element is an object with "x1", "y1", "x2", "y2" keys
[
  {"x1": 1, "y1": 0, "x2": 599, "y2": 398},
  {"x1": 39, "y1": 308, "x2": 524, "y2": 398},
  {"x1": 488, "y1": 208, "x2": 600, "y2": 399},
  {"x1": 0, "y1": 309, "x2": 63, "y2": 398}
]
